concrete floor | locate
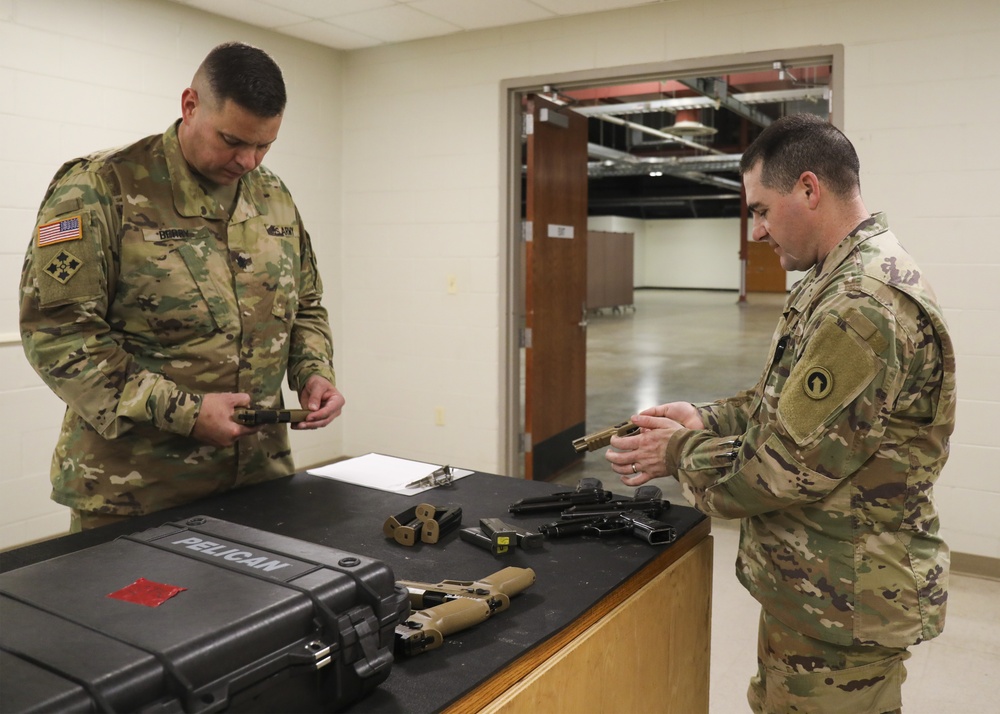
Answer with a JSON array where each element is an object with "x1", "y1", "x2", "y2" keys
[
  {"x1": 552, "y1": 288, "x2": 785, "y2": 503},
  {"x1": 550, "y1": 289, "x2": 996, "y2": 714}
]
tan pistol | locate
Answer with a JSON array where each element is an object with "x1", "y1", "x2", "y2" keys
[
  {"x1": 395, "y1": 566, "x2": 536, "y2": 656},
  {"x1": 572, "y1": 420, "x2": 639, "y2": 453}
]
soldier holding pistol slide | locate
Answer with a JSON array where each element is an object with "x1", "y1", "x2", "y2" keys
[{"x1": 600, "y1": 115, "x2": 956, "y2": 714}]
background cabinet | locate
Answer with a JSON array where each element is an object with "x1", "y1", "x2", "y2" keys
[{"x1": 587, "y1": 230, "x2": 634, "y2": 311}]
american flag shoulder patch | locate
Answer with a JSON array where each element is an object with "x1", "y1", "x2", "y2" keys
[{"x1": 37, "y1": 215, "x2": 83, "y2": 247}]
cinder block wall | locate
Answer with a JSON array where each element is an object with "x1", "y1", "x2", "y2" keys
[
  {"x1": 0, "y1": 0, "x2": 344, "y2": 547},
  {"x1": 2, "y1": 0, "x2": 996, "y2": 561},
  {"x1": 337, "y1": 0, "x2": 999, "y2": 560}
]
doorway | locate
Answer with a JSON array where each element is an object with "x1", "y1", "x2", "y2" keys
[{"x1": 500, "y1": 46, "x2": 843, "y2": 478}]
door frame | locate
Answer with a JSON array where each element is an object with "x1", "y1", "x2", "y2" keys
[{"x1": 498, "y1": 46, "x2": 844, "y2": 477}]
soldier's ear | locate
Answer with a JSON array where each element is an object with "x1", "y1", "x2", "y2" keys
[
  {"x1": 180, "y1": 87, "x2": 199, "y2": 122},
  {"x1": 799, "y1": 171, "x2": 821, "y2": 209}
]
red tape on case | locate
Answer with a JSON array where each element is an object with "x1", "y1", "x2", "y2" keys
[{"x1": 107, "y1": 577, "x2": 186, "y2": 607}]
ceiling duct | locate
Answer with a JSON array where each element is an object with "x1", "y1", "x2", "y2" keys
[
  {"x1": 591, "y1": 113, "x2": 727, "y2": 155},
  {"x1": 588, "y1": 146, "x2": 741, "y2": 180},
  {"x1": 572, "y1": 86, "x2": 830, "y2": 118},
  {"x1": 571, "y1": 62, "x2": 833, "y2": 219}
]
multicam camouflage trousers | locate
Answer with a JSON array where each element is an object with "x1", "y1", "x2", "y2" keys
[{"x1": 748, "y1": 608, "x2": 909, "y2": 714}]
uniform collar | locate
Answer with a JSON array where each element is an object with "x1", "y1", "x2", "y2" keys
[
  {"x1": 163, "y1": 121, "x2": 269, "y2": 224},
  {"x1": 789, "y1": 212, "x2": 890, "y2": 310}
]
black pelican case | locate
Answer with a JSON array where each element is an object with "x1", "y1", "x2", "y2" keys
[{"x1": 0, "y1": 515, "x2": 409, "y2": 713}]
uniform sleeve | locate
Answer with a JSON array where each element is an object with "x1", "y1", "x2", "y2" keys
[
  {"x1": 19, "y1": 165, "x2": 201, "y2": 438},
  {"x1": 695, "y1": 387, "x2": 757, "y2": 436},
  {"x1": 286, "y1": 211, "x2": 335, "y2": 392},
  {"x1": 666, "y1": 290, "x2": 919, "y2": 519}
]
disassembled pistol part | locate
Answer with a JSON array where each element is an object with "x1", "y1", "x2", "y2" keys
[
  {"x1": 572, "y1": 421, "x2": 640, "y2": 453},
  {"x1": 232, "y1": 408, "x2": 311, "y2": 426},
  {"x1": 383, "y1": 505, "x2": 429, "y2": 546},
  {"x1": 507, "y1": 477, "x2": 612, "y2": 514},
  {"x1": 385, "y1": 503, "x2": 462, "y2": 546},
  {"x1": 419, "y1": 506, "x2": 463, "y2": 544},
  {"x1": 478, "y1": 518, "x2": 517, "y2": 555},
  {"x1": 405, "y1": 464, "x2": 454, "y2": 490},
  {"x1": 485, "y1": 517, "x2": 544, "y2": 550}
]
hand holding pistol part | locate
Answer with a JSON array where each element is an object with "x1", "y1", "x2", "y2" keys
[{"x1": 572, "y1": 421, "x2": 640, "y2": 452}]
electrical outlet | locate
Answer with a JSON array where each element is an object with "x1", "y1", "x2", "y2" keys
[{"x1": 434, "y1": 407, "x2": 445, "y2": 426}]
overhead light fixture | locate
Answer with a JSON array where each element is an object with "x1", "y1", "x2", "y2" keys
[
  {"x1": 662, "y1": 108, "x2": 717, "y2": 138},
  {"x1": 663, "y1": 120, "x2": 718, "y2": 137}
]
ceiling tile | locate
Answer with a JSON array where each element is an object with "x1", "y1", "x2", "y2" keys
[
  {"x1": 409, "y1": 0, "x2": 555, "y2": 30},
  {"x1": 277, "y1": 20, "x2": 383, "y2": 50},
  {"x1": 178, "y1": 0, "x2": 308, "y2": 27},
  {"x1": 259, "y1": 0, "x2": 396, "y2": 19},
  {"x1": 533, "y1": 0, "x2": 662, "y2": 15},
  {"x1": 328, "y1": 4, "x2": 462, "y2": 43},
  {"x1": 164, "y1": 0, "x2": 673, "y2": 50}
]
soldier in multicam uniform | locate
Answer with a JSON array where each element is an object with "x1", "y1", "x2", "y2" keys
[
  {"x1": 607, "y1": 114, "x2": 956, "y2": 714},
  {"x1": 19, "y1": 42, "x2": 345, "y2": 531}
]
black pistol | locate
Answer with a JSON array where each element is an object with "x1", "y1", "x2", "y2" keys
[
  {"x1": 233, "y1": 408, "x2": 311, "y2": 426},
  {"x1": 508, "y1": 477, "x2": 612, "y2": 514},
  {"x1": 539, "y1": 512, "x2": 676, "y2": 545}
]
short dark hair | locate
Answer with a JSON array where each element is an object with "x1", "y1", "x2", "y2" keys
[
  {"x1": 200, "y1": 42, "x2": 286, "y2": 117},
  {"x1": 739, "y1": 113, "x2": 860, "y2": 197}
]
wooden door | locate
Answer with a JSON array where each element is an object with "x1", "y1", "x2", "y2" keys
[
  {"x1": 746, "y1": 240, "x2": 786, "y2": 292},
  {"x1": 524, "y1": 95, "x2": 588, "y2": 480},
  {"x1": 587, "y1": 231, "x2": 635, "y2": 310}
]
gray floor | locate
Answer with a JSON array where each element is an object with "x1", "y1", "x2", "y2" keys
[{"x1": 551, "y1": 289, "x2": 996, "y2": 714}]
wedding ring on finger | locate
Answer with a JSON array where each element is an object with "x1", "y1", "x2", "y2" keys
[{"x1": 631, "y1": 463, "x2": 638, "y2": 474}]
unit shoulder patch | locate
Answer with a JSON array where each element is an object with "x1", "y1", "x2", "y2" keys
[
  {"x1": 33, "y1": 214, "x2": 102, "y2": 308},
  {"x1": 803, "y1": 366, "x2": 833, "y2": 400},
  {"x1": 778, "y1": 314, "x2": 882, "y2": 445},
  {"x1": 42, "y1": 249, "x2": 85, "y2": 285}
]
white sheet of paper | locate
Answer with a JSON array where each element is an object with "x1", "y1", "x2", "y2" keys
[{"x1": 307, "y1": 453, "x2": 473, "y2": 495}]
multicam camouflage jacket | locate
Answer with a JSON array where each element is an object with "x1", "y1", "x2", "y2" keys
[
  {"x1": 664, "y1": 213, "x2": 956, "y2": 648},
  {"x1": 19, "y1": 122, "x2": 335, "y2": 517}
]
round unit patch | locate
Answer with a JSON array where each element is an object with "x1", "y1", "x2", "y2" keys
[{"x1": 803, "y1": 366, "x2": 833, "y2": 400}]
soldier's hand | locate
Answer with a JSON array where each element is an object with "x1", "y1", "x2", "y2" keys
[
  {"x1": 192, "y1": 392, "x2": 258, "y2": 447},
  {"x1": 606, "y1": 402, "x2": 701, "y2": 486},
  {"x1": 293, "y1": 376, "x2": 345, "y2": 430},
  {"x1": 640, "y1": 401, "x2": 705, "y2": 430}
]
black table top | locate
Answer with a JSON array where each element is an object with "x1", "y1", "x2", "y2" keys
[{"x1": 0, "y1": 468, "x2": 708, "y2": 713}]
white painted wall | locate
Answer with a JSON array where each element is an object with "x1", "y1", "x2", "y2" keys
[
  {"x1": 640, "y1": 218, "x2": 742, "y2": 290},
  {"x1": 337, "y1": 0, "x2": 999, "y2": 560},
  {"x1": 0, "y1": 0, "x2": 344, "y2": 547},
  {"x1": 1, "y1": 0, "x2": 997, "y2": 561},
  {"x1": 589, "y1": 215, "x2": 807, "y2": 290}
]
